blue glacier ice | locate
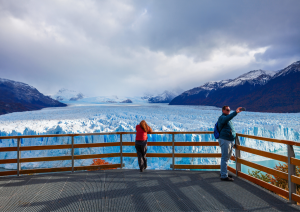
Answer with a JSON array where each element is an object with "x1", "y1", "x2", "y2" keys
[{"x1": 0, "y1": 103, "x2": 300, "y2": 170}]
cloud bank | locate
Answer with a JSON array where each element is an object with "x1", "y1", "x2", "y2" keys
[{"x1": 0, "y1": 0, "x2": 299, "y2": 96}]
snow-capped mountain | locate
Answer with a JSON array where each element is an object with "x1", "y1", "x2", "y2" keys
[
  {"x1": 148, "y1": 90, "x2": 183, "y2": 103},
  {"x1": 272, "y1": 61, "x2": 300, "y2": 78},
  {"x1": 170, "y1": 61, "x2": 300, "y2": 112},
  {"x1": 52, "y1": 88, "x2": 86, "y2": 102},
  {"x1": 170, "y1": 69, "x2": 274, "y2": 105},
  {"x1": 142, "y1": 89, "x2": 184, "y2": 103},
  {"x1": 237, "y1": 60, "x2": 300, "y2": 112},
  {"x1": 220, "y1": 70, "x2": 273, "y2": 88},
  {"x1": 0, "y1": 78, "x2": 66, "y2": 115}
]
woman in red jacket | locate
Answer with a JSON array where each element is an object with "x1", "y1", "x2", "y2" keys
[{"x1": 135, "y1": 120, "x2": 153, "y2": 172}]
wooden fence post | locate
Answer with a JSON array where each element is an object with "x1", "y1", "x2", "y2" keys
[
  {"x1": 235, "y1": 136, "x2": 241, "y2": 176},
  {"x1": 17, "y1": 138, "x2": 21, "y2": 176},
  {"x1": 288, "y1": 144, "x2": 296, "y2": 204},
  {"x1": 172, "y1": 134, "x2": 175, "y2": 170},
  {"x1": 120, "y1": 133, "x2": 123, "y2": 169},
  {"x1": 71, "y1": 136, "x2": 74, "y2": 173}
]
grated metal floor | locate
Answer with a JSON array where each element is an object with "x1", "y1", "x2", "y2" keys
[{"x1": 0, "y1": 169, "x2": 299, "y2": 211}]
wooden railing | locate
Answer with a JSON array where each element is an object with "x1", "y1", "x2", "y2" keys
[
  {"x1": 228, "y1": 133, "x2": 300, "y2": 204},
  {"x1": 0, "y1": 131, "x2": 299, "y2": 204}
]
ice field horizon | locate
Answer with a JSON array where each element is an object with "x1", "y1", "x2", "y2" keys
[{"x1": 0, "y1": 103, "x2": 300, "y2": 172}]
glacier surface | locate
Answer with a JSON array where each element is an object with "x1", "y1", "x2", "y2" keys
[{"x1": 0, "y1": 103, "x2": 300, "y2": 171}]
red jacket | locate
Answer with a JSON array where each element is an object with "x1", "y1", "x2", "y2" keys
[{"x1": 136, "y1": 125, "x2": 148, "y2": 141}]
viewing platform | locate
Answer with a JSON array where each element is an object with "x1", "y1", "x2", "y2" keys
[
  {"x1": 1, "y1": 131, "x2": 300, "y2": 211},
  {"x1": 1, "y1": 169, "x2": 300, "y2": 211}
]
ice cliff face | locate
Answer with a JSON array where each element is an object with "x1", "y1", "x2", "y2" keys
[{"x1": 0, "y1": 104, "x2": 299, "y2": 170}]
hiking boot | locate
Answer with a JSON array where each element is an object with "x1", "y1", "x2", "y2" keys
[
  {"x1": 220, "y1": 174, "x2": 233, "y2": 178},
  {"x1": 221, "y1": 177, "x2": 234, "y2": 181}
]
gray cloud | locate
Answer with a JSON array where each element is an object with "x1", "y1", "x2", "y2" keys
[{"x1": 0, "y1": 0, "x2": 299, "y2": 96}]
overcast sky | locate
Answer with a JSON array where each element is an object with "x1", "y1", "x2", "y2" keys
[{"x1": 0, "y1": 0, "x2": 299, "y2": 96}]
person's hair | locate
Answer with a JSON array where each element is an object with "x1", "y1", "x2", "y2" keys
[
  {"x1": 139, "y1": 120, "x2": 152, "y2": 133},
  {"x1": 222, "y1": 105, "x2": 229, "y2": 111}
]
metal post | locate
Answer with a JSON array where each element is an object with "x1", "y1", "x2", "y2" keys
[
  {"x1": 120, "y1": 133, "x2": 123, "y2": 169},
  {"x1": 71, "y1": 136, "x2": 74, "y2": 173},
  {"x1": 288, "y1": 144, "x2": 296, "y2": 204},
  {"x1": 172, "y1": 134, "x2": 175, "y2": 170},
  {"x1": 235, "y1": 136, "x2": 241, "y2": 177},
  {"x1": 17, "y1": 138, "x2": 21, "y2": 176}
]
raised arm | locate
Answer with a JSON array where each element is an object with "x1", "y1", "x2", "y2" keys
[
  {"x1": 219, "y1": 111, "x2": 237, "y2": 124},
  {"x1": 147, "y1": 126, "x2": 153, "y2": 133}
]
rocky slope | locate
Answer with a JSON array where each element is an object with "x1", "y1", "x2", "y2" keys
[{"x1": 0, "y1": 78, "x2": 66, "y2": 115}]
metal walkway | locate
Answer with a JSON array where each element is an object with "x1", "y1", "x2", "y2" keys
[{"x1": 0, "y1": 170, "x2": 299, "y2": 212}]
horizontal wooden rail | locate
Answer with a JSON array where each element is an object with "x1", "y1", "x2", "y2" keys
[
  {"x1": 291, "y1": 157, "x2": 300, "y2": 166},
  {"x1": 0, "y1": 158, "x2": 17, "y2": 164},
  {"x1": 75, "y1": 164, "x2": 121, "y2": 171},
  {"x1": 291, "y1": 175, "x2": 300, "y2": 185},
  {"x1": 237, "y1": 158, "x2": 288, "y2": 180},
  {"x1": 237, "y1": 170, "x2": 289, "y2": 198},
  {"x1": 237, "y1": 133, "x2": 300, "y2": 146},
  {"x1": 173, "y1": 164, "x2": 220, "y2": 169},
  {"x1": 292, "y1": 193, "x2": 300, "y2": 203},
  {"x1": 236, "y1": 145, "x2": 288, "y2": 163},
  {"x1": 74, "y1": 153, "x2": 120, "y2": 160},
  {"x1": 74, "y1": 143, "x2": 121, "y2": 148},
  {"x1": 21, "y1": 144, "x2": 72, "y2": 151},
  {"x1": 18, "y1": 143, "x2": 120, "y2": 151},
  {"x1": 0, "y1": 170, "x2": 18, "y2": 177},
  {"x1": 122, "y1": 141, "x2": 219, "y2": 146},
  {"x1": 122, "y1": 142, "x2": 173, "y2": 146},
  {"x1": 19, "y1": 153, "x2": 121, "y2": 163},
  {"x1": 174, "y1": 153, "x2": 221, "y2": 158},
  {"x1": 19, "y1": 164, "x2": 122, "y2": 175},
  {"x1": 0, "y1": 147, "x2": 18, "y2": 152},
  {"x1": 20, "y1": 167, "x2": 72, "y2": 174},
  {"x1": 228, "y1": 166, "x2": 290, "y2": 198},
  {"x1": 123, "y1": 153, "x2": 172, "y2": 157},
  {"x1": 21, "y1": 156, "x2": 72, "y2": 163},
  {"x1": 174, "y1": 142, "x2": 219, "y2": 146},
  {"x1": 227, "y1": 166, "x2": 236, "y2": 174}
]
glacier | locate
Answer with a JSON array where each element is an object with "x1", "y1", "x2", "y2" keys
[{"x1": 0, "y1": 103, "x2": 300, "y2": 171}]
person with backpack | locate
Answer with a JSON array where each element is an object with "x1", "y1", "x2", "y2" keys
[
  {"x1": 135, "y1": 120, "x2": 153, "y2": 172},
  {"x1": 215, "y1": 106, "x2": 243, "y2": 181}
]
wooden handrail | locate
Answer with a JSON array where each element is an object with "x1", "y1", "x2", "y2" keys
[
  {"x1": 227, "y1": 166, "x2": 289, "y2": 198},
  {"x1": 1, "y1": 131, "x2": 300, "y2": 204},
  {"x1": 236, "y1": 145, "x2": 288, "y2": 163},
  {"x1": 237, "y1": 133, "x2": 300, "y2": 146},
  {"x1": 237, "y1": 158, "x2": 288, "y2": 180},
  {"x1": 173, "y1": 164, "x2": 220, "y2": 169}
]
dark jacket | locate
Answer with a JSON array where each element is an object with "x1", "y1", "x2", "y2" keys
[{"x1": 218, "y1": 111, "x2": 237, "y2": 142}]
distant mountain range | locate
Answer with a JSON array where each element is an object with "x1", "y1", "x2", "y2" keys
[
  {"x1": 170, "y1": 61, "x2": 300, "y2": 113},
  {"x1": 52, "y1": 88, "x2": 86, "y2": 101},
  {"x1": 0, "y1": 78, "x2": 66, "y2": 115},
  {"x1": 147, "y1": 90, "x2": 183, "y2": 103},
  {"x1": 52, "y1": 88, "x2": 182, "y2": 104}
]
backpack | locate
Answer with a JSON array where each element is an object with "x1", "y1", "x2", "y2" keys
[{"x1": 214, "y1": 122, "x2": 222, "y2": 139}]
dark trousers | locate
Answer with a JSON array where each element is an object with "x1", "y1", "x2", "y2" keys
[{"x1": 135, "y1": 144, "x2": 147, "y2": 170}]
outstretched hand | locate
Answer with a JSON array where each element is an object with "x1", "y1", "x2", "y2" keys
[{"x1": 236, "y1": 107, "x2": 243, "y2": 113}]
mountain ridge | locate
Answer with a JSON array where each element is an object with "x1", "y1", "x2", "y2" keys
[
  {"x1": 0, "y1": 78, "x2": 66, "y2": 115},
  {"x1": 170, "y1": 61, "x2": 300, "y2": 113}
]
